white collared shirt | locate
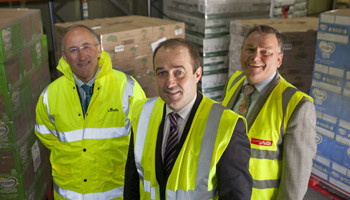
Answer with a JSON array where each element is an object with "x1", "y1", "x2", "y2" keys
[
  {"x1": 73, "y1": 67, "x2": 101, "y2": 106},
  {"x1": 161, "y1": 94, "x2": 197, "y2": 161}
]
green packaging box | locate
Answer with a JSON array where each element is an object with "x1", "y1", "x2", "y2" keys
[
  {"x1": 0, "y1": 133, "x2": 51, "y2": 200},
  {"x1": 0, "y1": 9, "x2": 43, "y2": 63}
]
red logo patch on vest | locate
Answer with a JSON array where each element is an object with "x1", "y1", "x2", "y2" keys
[{"x1": 251, "y1": 138, "x2": 272, "y2": 146}]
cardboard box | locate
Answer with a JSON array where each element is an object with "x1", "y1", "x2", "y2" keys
[
  {"x1": 0, "y1": 35, "x2": 48, "y2": 94},
  {"x1": 0, "y1": 134, "x2": 51, "y2": 200},
  {"x1": 0, "y1": 9, "x2": 43, "y2": 63},
  {"x1": 229, "y1": 17, "x2": 319, "y2": 93},
  {"x1": 54, "y1": 15, "x2": 185, "y2": 97},
  {"x1": 114, "y1": 55, "x2": 157, "y2": 97},
  {"x1": 54, "y1": 15, "x2": 184, "y2": 59}
]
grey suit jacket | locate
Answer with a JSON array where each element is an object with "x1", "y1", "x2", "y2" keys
[{"x1": 225, "y1": 73, "x2": 317, "y2": 200}]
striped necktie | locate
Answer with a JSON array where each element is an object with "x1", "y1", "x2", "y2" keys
[
  {"x1": 238, "y1": 84, "x2": 255, "y2": 117},
  {"x1": 81, "y1": 84, "x2": 92, "y2": 114},
  {"x1": 164, "y1": 112, "x2": 180, "y2": 177}
]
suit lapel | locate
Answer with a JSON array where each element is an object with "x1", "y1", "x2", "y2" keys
[
  {"x1": 246, "y1": 73, "x2": 281, "y2": 129},
  {"x1": 155, "y1": 104, "x2": 167, "y2": 191}
]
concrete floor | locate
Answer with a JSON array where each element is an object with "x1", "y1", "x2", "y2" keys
[{"x1": 304, "y1": 187, "x2": 332, "y2": 200}]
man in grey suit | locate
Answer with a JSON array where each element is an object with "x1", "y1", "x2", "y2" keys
[{"x1": 222, "y1": 25, "x2": 316, "y2": 200}]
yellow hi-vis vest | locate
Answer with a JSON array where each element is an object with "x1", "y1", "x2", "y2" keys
[
  {"x1": 35, "y1": 51, "x2": 146, "y2": 200},
  {"x1": 132, "y1": 96, "x2": 245, "y2": 200},
  {"x1": 222, "y1": 71, "x2": 313, "y2": 200}
]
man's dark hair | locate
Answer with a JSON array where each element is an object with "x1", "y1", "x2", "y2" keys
[
  {"x1": 243, "y1": 25, "x2": 284, "y2": 53},
  {"x1": 153, "y1": 38, "x2": 201, "y2": 73},
  {"x1": 61, "y1": 24, "x2": 100, "y2": 52}
]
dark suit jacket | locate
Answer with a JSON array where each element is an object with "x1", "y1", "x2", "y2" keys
[{"x1": 124, "y1": 92, "x2": 252, "y2": 200}]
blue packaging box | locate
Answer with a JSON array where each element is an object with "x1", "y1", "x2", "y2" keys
[
  {"x1": 316, "y1": 134, "x2": 346, "y2": 164},
  {"x1": 315, "y1": 9, "x2": 350, "y2": 70}
]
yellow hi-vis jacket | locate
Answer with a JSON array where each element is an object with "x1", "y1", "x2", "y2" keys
[
  {"x1": 222, "y1": 71, "x2": 313, "y2": 200},
  {"x1": 35, "y1": 51, "x2": 145, "y2": 200},
  {"x1": 131, "y1": 96, "x2": 245, "y2": 199}
]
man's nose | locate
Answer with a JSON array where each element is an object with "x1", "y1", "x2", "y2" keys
[
  {"x1": 78, "y1": 48, "x2": 88, "y2": 58},
  {"x1": 252, "y1": 51, "x2": 262, "y2": 61},
  {"x1": 166, "y1": 75, "x2": 176, "y2": 88}
]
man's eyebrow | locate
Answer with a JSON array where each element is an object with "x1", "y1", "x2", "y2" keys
[
  {"x1": 155, "y1": 67, "x2": 165, "y2": 72},
  {"x1": 173, "y1": 65, "x2": 185, "y2": 69}
]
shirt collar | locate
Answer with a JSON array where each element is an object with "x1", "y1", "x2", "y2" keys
[
  {"x1": 165, "y1": 93, "x2": 197, "y2": 122},
  {"x1": 73, "y1": 67, "x2": 101, "y2": 88},
  {"x1": 243, "y1": 71, "x2": 276, "y2": 94}
]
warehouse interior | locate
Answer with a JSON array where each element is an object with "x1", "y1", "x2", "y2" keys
[{"x1": 1, "y1": 0, "x2": 350, "y2": 199}]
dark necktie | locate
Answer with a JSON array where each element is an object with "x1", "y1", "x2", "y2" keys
[
  {"x1": 81, "y1": 84, "x2": 92, "y2": 114},
  {"x1": 164, "y1": 112, "x2": 180, "y2": 177},
  {"x1": 238, "y1": 84, "x2": 255, "y2": 117}
]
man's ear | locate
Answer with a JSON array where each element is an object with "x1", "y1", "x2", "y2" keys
[
  {"x1": 62, "y1": 51, "x2": 67, "y2": 61},
  {"x1": 277, "y1": 53, "x2": 283, "y2": 68},
  {"x1": 194, "y1": 66, "x2": 202, "y2": 84},
  {"x1": 97, "y1": 44, "x2": 102, "y2": 58}
]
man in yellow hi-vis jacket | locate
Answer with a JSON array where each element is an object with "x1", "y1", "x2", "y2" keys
[
  {"x1": 124, "y1": 38, "x2": 252, "y2": 199},
  {"x1": 35, "y1": 25, "x2": 145, "y2": 199},
  {"x1": 222, "y1": 25, "x2": 316, "y2": 200}
]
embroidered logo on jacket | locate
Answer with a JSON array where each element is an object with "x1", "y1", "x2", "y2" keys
[
  {"x1": 107, "y1": 108, "x2": 119, "y2": 112},
  {"x1": 251, "y1": 138, "x2": 272, "y2": 146}
]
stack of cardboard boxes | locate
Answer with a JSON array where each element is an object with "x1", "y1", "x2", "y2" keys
[
  {"x1": 229, "y1": 17, "x2": 319, "y2": 94},
  {"x1": 310, "y1": 9, "x2": 350, "y2": 197},
  {"x1": 54, "y1": 15, "x2": 185, "y2": 97},
  {"x1": 0, "y1": 9, "x2": 51, "y2": 200},
  {"x1": 271, "y1": 0, "x2": 308, "y2": 18},
  {"x1": 163, "y1": 0, "x2": 271, "y2": 101}
]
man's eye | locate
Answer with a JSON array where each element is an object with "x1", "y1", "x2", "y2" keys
[
  {"x1": 262, "y1": 50, "x2": 271, "y2": 55},
  {"x1": 157, "y1": 71, "x2": 166, "y2": 77},
  {"x1": 69, "y1": 48, "x2": 78, "y2": 54},
  {"x1": 245, "y1": 48, "x2": 255, "y2": 52},
  {"x1": 176, "y1": 71, "x2": 184, "y2": 75},
  {"x1": 82, "y1": 45, "x2": 90, "y2": 51}
]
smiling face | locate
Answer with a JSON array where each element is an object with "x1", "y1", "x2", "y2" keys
[
  {"x1": 240, "y1": 31, "x2": 283, "y2": 84},
  {"x1": 154, "y1": 46, "x2": 202, "y2": 112},
  {"x1": 62, "y1": 27, "x2": 101, "y2": 83}
]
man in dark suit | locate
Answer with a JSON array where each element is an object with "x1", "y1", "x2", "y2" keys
[
  {"x1": 222, "y1": 25, "x2": 316, "y2": 200},
  {"x1": 124, "y1": 38, "x2": 252, "y2": 199}
]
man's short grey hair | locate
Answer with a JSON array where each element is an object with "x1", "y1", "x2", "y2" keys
[
  {"x1": 242, "y1": 25, "x2": 284, "y2": 54},
  {"x1": 61, "y1": 24, "x2": 100, "y2": 52}
]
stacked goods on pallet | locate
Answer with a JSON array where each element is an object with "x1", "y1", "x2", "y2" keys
[
  {"x1": 54, "y1": 16, "x2": 185, "y2": 97},
  {"x1": 163, "y1": 0, "x2": 271, "y2": 101},
  {"x1": 336, "y1": 0, "x2": 350, "y2": 9},
  {"x1": 310, "y1": 9, "x2": 350, "y2": 198},
  {"x1": 0, "y1": 9, "x2": 52, "y2": 200},
  {"x1": 271, "y1": 0, "x2": 308, "y2": 18},
  {"x1": 229, "y1": 17, "x2": 318, "y2": 94}
]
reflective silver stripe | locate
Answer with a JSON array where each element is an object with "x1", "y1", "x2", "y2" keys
[
  {"x1": 251, "y1": 87, "x2": 297, "y2": 189},
  {"x1": 54, "y1": 127, "x2": 130, "y2": 143},
  {"x1": 42, "y1": 86, "x2": 55, "y2": 125},
  {"x1": 143, "y1": 180, "x2": 157, "y2": 199},
  {"x1": 229, "y1": 73, "x2": 245, "y2": 90},
  {"x1": 167, "y1": 103, "x2": 224, "y2": 199},
  {"x1": 41, "y1": 77, "x2": 133, "y2": 143},
  {"x1": 123, "y1": 75, "x2": 135, "y2": 117},
  {"x1": 54, "y1": 181, "x2": 123, "y2": 200},
  {"x1": 167, "y1": 188, "x2": 216, "y2": 200},
  {"x1": 134, "y1": 98, "x2": 158, "y2": 182},
  {"x1": 281, "y1": 87, "x2": 298, "y2": 136},
  {"x1": 253, "y1": 179, "x2": 280, "y2": 189},
  {"x1": 250, "y1": 148, "x2": 281, "y2": 160},
  {"x1": 251, "y1": 87, "x2": 298, "y2": 161},
  {"x1": 35, "y1": 123, "x2": 58, "y2": 136}
]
